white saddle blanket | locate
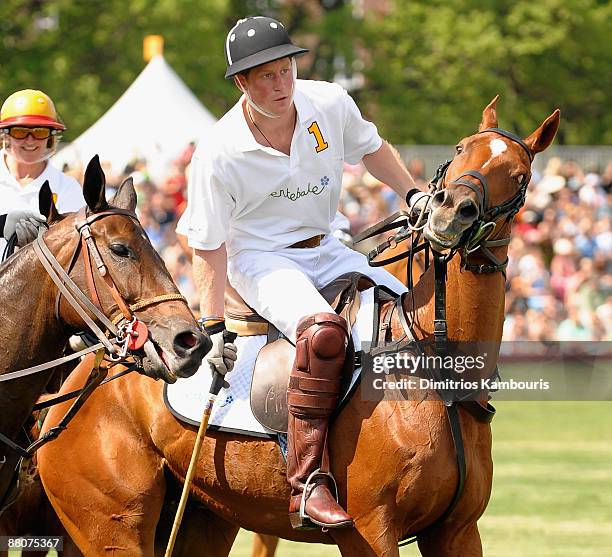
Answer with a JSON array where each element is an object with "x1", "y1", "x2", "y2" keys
[{"x1": 164, "y1": 288, "x2": 375, "y2": 438}]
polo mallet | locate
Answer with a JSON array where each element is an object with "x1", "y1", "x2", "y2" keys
[{"x1": 164, "y1": 330, "x2": 237, "y2": 557}]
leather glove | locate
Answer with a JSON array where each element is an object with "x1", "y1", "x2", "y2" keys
[
  {"x1": 207, "y1": 328, "x2": 238, "y2": 376},
  {"x1": 3, "y1": 209, "x2": 47, "y2": 246},
  {"x1": 405, "y1": 189, "x2": 430, "y2": 222}
]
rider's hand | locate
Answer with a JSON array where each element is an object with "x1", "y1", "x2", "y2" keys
[
  {"x1": 406, "y1": 189, "x2": 429, "y2": 221},
  {"x1": 207, "y1": 327, "x2": 238, "y2": 376},
  {"x1": 3, "y1": 209, "x2": 47, "y2": 246}
]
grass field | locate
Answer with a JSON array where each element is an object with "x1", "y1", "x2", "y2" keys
[
  {"x1": 8, "y1": 401, "x2": 612, "y2": 556},
  {"x1": 229, "y1": 401, "x2": 612, "y2": 557}
]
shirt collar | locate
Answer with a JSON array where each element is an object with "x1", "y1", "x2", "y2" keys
[
  {"x1": 293, "y1": 84, "x2": 315, "y2": 124},
  {"x1": 231, "y1": 82, "x2": 315, "y2": 153},
  {"x1": 231, "y1": 96, "x2": 261, "y2": 153}
]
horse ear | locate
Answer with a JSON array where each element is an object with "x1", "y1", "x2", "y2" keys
[
  {"x1": 478, "y1": 95, "x2": 499, "y2": 131},
  {"x1": 83, "y1": 155, "x2": 109, "y2": 213},
  {"x1": 39, "y1": 181, "x2": 61, "y2": 224},
  {"x1": 524, "y1": 109, "x2": 561, "y2": 155},
  {"x1": 111, "y1": 177, "x2": 137, "y2": 212}
]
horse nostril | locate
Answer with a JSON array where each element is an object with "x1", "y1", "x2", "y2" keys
[
  {"x1": 174, "y1": 330, "x2": 210, "y2": 355},
  {"x1": 431, "y1": 190, "x2": 445, "y2": 209},
  {"x1": 459, "y1": 200, "x2": 479, "y2": 220}
]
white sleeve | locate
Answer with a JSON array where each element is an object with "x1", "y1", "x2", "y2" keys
[
  {"x1": 183, "y1": 152, "x2": 234, "y2": 251},
  {"x1": 342, "y1": 89, "x2": 383, "y2": 165},
  {"x1": 55, "y1": 175, "x2": 86, "y2": 213}
]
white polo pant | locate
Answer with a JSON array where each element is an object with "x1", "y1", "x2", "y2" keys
[{"x1": 227, "y1": 235, "x2": 408, "y2": 342}]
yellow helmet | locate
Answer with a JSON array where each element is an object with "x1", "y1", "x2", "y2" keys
[{"x1": 0, "y1": 89, "x2": 66, "y2": 130}]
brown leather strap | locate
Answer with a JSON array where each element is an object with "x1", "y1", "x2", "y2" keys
[
  {"x1": 82, "y1": 235, "x2": 103, "y2": 311},
  {"x1": 100, "y1": 270, "x2": 133, "y2": 321},
  {"x1": 288, "y1": 235, "x2": 324, "y2": 249},
  {"x1": 287, "y1": 392, "x2": 338, "y2": 410},
  {"x1": 33, "y1": 238, "x2": 117, "y2": 352},
  {"x1": 289, "y1": 376, "x2": 341, "y2": 393}
]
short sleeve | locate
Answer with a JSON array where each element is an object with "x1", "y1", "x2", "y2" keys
[
  {"x1": 183, "y1": 151, "x2": 234, "y2": 251},
  {"x1": 342, "y1": 89, "x2": 383, "y2": 165}
]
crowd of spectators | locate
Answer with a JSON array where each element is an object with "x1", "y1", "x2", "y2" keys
[
  {"x1": 503, "y1": 158, "x2": 611, "y2": 342},
  {"x1": 100, "y1": 147, "x2": 611, "y2": 343}
]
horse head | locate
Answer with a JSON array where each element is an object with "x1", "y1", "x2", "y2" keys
[
  {"x1": 424, "y1": 96, "x2": 560, "y2": 259},
  {"x1": 39, "y1": 155, "x2": 211, "y2": 382}
]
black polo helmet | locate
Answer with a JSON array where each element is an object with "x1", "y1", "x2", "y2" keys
[{"x1": 224, "y1": 16, "x2": 308, "y2": 79}]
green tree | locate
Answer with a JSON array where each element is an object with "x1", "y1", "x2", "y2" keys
[
  {"x1": 1, "y1": 0, "x2": 610, "y2": 144},
  {"x1": 0, "y1": 0, "x2": 233, "y2": 141},
  {"x1": 361, "y1": 0, "x2": 612, "y2": 144}
]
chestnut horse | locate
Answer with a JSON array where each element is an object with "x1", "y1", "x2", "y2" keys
[
  {"x1": 37, "y1": 99, "x2": 559, "y2": 556},
  {"x1": 0, "y1": 156, "x2": 210, "y2": 510}
]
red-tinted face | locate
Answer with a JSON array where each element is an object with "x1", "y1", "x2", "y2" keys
[
  {"x1": 4, "y1": 128, "x2": 55, "y2": 165},
  {"x1": 238, "y1": 57, "x2": 295, "y2": 116}
]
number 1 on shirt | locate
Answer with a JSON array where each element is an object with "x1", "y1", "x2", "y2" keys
[{"x1": 307, "y1": 121, "x2": 329, "y2": 153}]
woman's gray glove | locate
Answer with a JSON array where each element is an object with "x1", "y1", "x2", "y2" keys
[
  {"x1": 207, "y1": 329, "x2": 238, "y2": 376},
  {"x1": 4, "y1": 209, "x2": 47, "y2": 246}
]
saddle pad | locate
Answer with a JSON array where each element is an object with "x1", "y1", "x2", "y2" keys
[{"x1": 164, "y1": 288, "x2": 375, "y2": 438}]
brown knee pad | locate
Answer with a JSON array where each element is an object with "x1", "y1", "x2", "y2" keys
[{"x1": 288, "y1": 313, "x2": 348, "y2": 419}]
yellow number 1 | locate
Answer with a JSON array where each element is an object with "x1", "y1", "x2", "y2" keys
[{"x1": 307, "y1": 121, "x2": 329, "y2": 153}]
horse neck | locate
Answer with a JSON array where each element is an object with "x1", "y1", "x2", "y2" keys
[
  {"x1": 402, "y1": 250, "x2": 507, "y2": 344},
  {"x1": 445, "y1": 256, "x2": 506, "y2": 341},
  {"x1": 0, "y1": 229, "x2": 76, "y2": 374},
  {"x1": 0, "y1": 242, "x2": 73, "y2": 445}
]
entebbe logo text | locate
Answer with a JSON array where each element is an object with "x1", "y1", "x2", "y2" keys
[{"x1": 270, "y1": 176, "x2": 329, "y2": 202}]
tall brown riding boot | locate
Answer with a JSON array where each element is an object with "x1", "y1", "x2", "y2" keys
[{"x1": 287, "y1": 312, "x2": 354, "y2": 530}]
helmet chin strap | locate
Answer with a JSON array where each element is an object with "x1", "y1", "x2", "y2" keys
[{"x1": 237, "y1": 58, "x2": 298, "y2": 120}]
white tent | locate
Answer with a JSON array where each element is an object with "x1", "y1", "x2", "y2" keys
[{"x1": 54, "y1": 55, "x2": 216, "y2": 179}]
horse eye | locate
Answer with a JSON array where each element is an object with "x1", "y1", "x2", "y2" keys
[
  {"x1": 516, "y1": 174, "x2": 525, "y2": 184},
  {"x1": 455, "y1": 145, "x2": 463, "y2": 153},
  {"x1": 110, "y1": 243, "x2": 131, "y2": 258}
]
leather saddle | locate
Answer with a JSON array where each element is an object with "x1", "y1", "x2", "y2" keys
[{"x1": 224, "y1": 272, "x2": 376, "y2": 433}]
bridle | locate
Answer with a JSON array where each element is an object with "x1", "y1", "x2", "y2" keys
[
  {"x1": 1, "y1": 206, "x2": 187, "y2": 384},
  {"x1": 429, "y1": 127, "x2": 534, "y2": 275},
  {"x1": 353, "y1": 127, "x2": 534, "y2": 279},
  {"x1": 54, "y1": 207, "x2": 187, "y2": 358},
  {"x1": 0, "y1": 206, "x2": 188, "y2": 493}
]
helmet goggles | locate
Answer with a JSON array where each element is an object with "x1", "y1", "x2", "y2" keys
[{"x1": 3, "y1": 126, "x2": 59, "y2": 140}]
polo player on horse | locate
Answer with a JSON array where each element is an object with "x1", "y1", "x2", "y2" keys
[{"x1": 181, "y1": 16, "x2": 427, "y2": 530}]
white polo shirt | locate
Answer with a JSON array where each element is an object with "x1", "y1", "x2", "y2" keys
[
  {"x1": 0, "y1": 152, "x2": 85, "y2": 253},
  {"x1": 0, "y1": 152, "x2": 85, "y2": 214},
  {"x1": 183, "y1": 80, "x2": 382, "y2": 257}
]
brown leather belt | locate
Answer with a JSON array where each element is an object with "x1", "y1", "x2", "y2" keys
[{"x1": 288, "y1": 235, "x2": 325, "y2": 249}]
